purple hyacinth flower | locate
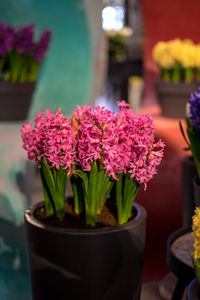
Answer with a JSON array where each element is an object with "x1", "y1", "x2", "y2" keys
[
  {"x1": 33, "y1": 29, "x2": 52, "y2": 63},
  {"x1": 0, "y1": 21, "x2": 15, "y2": 58},
  {"x1": 15, "y1": 24, "x2": 34, "y2": 54},
  {"x1": 189, "y1": 87, "x2": 200, "y2": 135},
  {"x1": 5, "y1": 25, "x2": 15, "y2": 49}
]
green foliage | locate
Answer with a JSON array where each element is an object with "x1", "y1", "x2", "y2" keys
[
  {"x1": 194, "y1": 259, "x2": 200, "y2": 285},
  {"x1": 116, "y1": 173, "x2": 140, "y2": 224},
  {"x1": 40, "y1": 158, "x2": 140, "y2": 226},
  {"x1": 108, "y1": 34, "x2": 127, "y2": 61},
  {"x1": 2, "y1": 51, "x2": 40, "y2": 82},
  {"x1": 74, "y1": 162, "x2": 114, "y2": 227},
  {"x1": 180, "y1": 120, "x2": 200, "y2": 179},
  {"x1": 40, "y1": 156, "x2": 68, "y2": 219}
]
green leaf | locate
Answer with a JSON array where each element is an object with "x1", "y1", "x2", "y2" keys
[
  {"x1": 41, "y1": 157, "x2": 64, "y2": 219},
  {"x1": 118, "y1": 174, "x2": 140, "y2": 224},
  {"x1": 70, "y1": 174, "x2": 83, "y2": 214},
  {"x1": 76, "y1": 169, "x2": 88, "y2": 196},
  {"x1": 40, "y1": 167, "x2": 55, "y2": 217},
  {"x1": 187, "y1": 124, "x2": 200, "y2": 178},
  {"x1": 194, "y1": 259, "x2": 200, "y2": 285},
  {"x1": 55, "y1": 167, "x2": 67, "y2": 217},
  {"x1": 56, "y1": 167, "x2": 67, "y2": 201},
  {"x1": 116, "y1": 173, "x2": 123, "y2": 222},
  {"x1": 87, "y1": 162, "x2": 98, "y2": 226},
  {"x1": 97, "y1": 172, "x2": 114, "y2": 214},
  {"x1": 179, "y1": 120, "x2": 191, "y2": 147}
]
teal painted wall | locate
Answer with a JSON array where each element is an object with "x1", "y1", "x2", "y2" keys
[
  {"x1": 0, "y1": 2, "x2": 105, "y2": 299},
  {"x1": 0, "y1": 0, "x2": 92, "y2": 117}
]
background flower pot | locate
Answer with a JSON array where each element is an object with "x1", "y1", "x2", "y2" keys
[
  {"x1": 182, "y1": 156, "x2": 197, "y2": 226},
  {"x1": 187, "y1": 278, "x2": 200, "y2": 300},
  {"x1": 0, "y1": 81, "x2": 36, "y2": 122},
  {"x1": 24, "y1": 201, "x2": 146, "y2": 300},
  {"x1": 154, "y1": 81, "x2": 200, "y2": 119},
  {"x1": 193, "y1": 177, "x2": 200, "y2": 206}
]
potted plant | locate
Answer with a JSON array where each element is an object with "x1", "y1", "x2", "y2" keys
[
  {"x1": 21, "y1": 101, "x2": 164, "y2": 300},
  {"x1": 0, "y1": 21, "x2": 52, "y2": 121},
  {"x1": 180, "y1": 87, "x2": 200, "y2": 209},
  {"x1": 187, "y1": 207, "x2": 200, "y2": 299},
  {"x1": 104, "y1": 27, "x2": 132, "y2": 62},
  {"x1": 153, "y1": 39, "x2": 200, "y2": 118}
]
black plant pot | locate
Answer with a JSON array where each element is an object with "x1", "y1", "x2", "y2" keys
[
  {"x1": 154, "y1": 81, "x2": 199, "y2": 118},
  {"x1": 193, "y1": 176, "x2": 200, "y2": 206},
  {"x1": 187, "y1": 278, "x2": 200, "y2": 300},
  {"x1": 0, "y1": 81, "x2": 36, "y2": 121},
  {"x1": 167, "y1": 227, "x2": 195, "y2": 299},
  {"x1": 24, "y1": 201, "x2": 146, "y2": 300},
  {"x1": 182, "y1": 156, "x2": 197, "y2": 226}
]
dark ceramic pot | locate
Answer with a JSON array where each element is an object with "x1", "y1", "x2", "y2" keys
[
  {"x1": 0, "y1": 81, "x2": 36, "y2": 121},
  {"x1": 167, "y1": 227, "x2": 195, "y2": 282},
  {"x1": 154, "y1": 81, "x2": 199, "y2": 118},
  {"x1": 182, "y1": 156, "x2": 197, "y2": 226},
  {"x1": 167, "y1": 227, "x2": 195, "y2": 299},
  {"x1": 24, "y1": 201, "x2": 146, "y2": 300},
  {"x1": 193, "y1": 177, "x2": 200, "y2": 207},
  {"x1": 187, "y1": 278, "x2": 200, "y2": 300}
]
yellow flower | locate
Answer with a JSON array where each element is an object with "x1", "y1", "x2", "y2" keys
[
  {"x1": 152, "y1": 39, "x2": 200, "y2": 69},
  {"x1": 192, "y1": 207, "x2": 200, "y2": 262},
  {"x1": 152, "y1": 41, "x2": 175, "y2": 69},
  {"x1": 178, "y1": 41, "x2": 196, "y2": 68},
  {"x1": 195, "y1": 45, "x2": 200, "y2": 68},
  {"x1": 105, "y1": 27, "x2": 132, "y2": 38}
]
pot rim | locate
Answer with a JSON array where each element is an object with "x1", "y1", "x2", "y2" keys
[
  {"x1": 24, "y1": 201, "x2": 146, "y2": 236},
  {"x1": 187, "y1": 278, "x2": 200, "y2": 299},
  {"x1": 167, "y1": 226, "x2": 195, "y2": 279},
  {"x1": 154, "y1": 80, "x2": 200, "y2": 86}
]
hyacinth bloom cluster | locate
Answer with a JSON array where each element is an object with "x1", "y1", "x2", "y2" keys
[
  {"x1": 21, "y1": 102, "x2": 164, "y2": 225},
  {"x1": 0, "y1": 21, "x2": 52, "y2": 82},
  {"x1": 180, "y1": 87, "x2": 200, "y2": 179},
  {"x1": 72, "y1": 102, "x2": 164, "y2": 185},
  {"x1": 192, "y1": 207, "x2": 200, "y2": 284},
  {"x1": 22, "y1": 109, "x2": 75, "y2": 218},
  {"x1": 189, "y1": 87, "x2": 200, "y2": 136},
  {"x1": 21, "y1": 108, "x2": 75, "y2": 172},
  {"x1": 0, "y1": 22, "x2": 14, "y2": 57}
]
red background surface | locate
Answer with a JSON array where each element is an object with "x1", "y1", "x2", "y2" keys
[{"x1": 138, "y1": 0, "x2": 200, "y2": 281}]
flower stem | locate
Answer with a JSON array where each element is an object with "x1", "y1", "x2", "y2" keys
[
  {"x1": 116, "y1": 173, "x2": 140, "y2": 224},
  {"x1": 172, "y1": 63, "x2": 181, "y2": 83},
  {"x1": 184, "y1": 67, "x2": 193, "y2": 82},
  {"x1": 70, "y1": 174, "x2": 83, "y2": 214},
  {"x1": 86, "y1": 161, "x2": 98, "y2": 226},
  {"x1": 116, "y1": 173, "x2": 123, "y2": 222},
  {"x1": 161, "y1": 68, "x2": 170, "y2": 82},
  {"x1": 197, "y1": 68, "x2": 200, "y2": 81}
]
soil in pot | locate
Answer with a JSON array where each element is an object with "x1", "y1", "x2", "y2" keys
[{"x1": 34, "y1": 198, "x2": 137, "y2": 229}]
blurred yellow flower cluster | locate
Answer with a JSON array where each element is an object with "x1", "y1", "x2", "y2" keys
[
  {"x1": 153, "y1": 39, "x2": 200, "y2": 69},
  {"x1": 192, "y1": 207, "x2": 200, "y2": 284},
  {"x1": 105, "y1": 27, "x2": 133, "y2": 38},
  {"x1": 192, "y1": 207, "x2": 200, "y2": 263}
]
